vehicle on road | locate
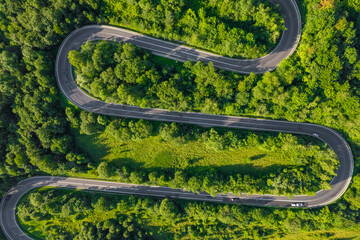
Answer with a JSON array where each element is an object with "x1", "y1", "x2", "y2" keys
[
  {"x1": 230, "y1": 198, "x2": 241, "y2": 202},
  {"x1": 5, "y1": 194, "x2": 11, "y2": 201},
  {"x1": 313, "y1": 133, "x2": 319, "y2": 137},
  {"x1": 291, "y1": 202, "x2": 304, "y2": 207}
]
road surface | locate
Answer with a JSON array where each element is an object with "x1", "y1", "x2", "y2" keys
[
  {"x1": 55, "y1": 0, "x2": 301, "y2": 74},
  {"x1": 0, "y1": 0, "x2": 355, "y2": 239}
]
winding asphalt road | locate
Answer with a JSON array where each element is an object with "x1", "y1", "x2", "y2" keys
[
  {"x1": 0, "y1": 0, "x2": 355, "y2": 239},
  {"x1": 54, "y1": 0, "x2": 301, "y2": 74}
]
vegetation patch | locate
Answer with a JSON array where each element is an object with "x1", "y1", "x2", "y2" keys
[
  {"x1": 17, "y1": 187, "x2": 360, "y2": 239},
  {"x1": 65, "y1": 111, "x2": 338, "y2": 196},
  {"x1": 104, "y1": 0, "x2": 284, "y2": 58},
  {"x1": 1, "y1": 0, "x2": 360, "y2": 238}
]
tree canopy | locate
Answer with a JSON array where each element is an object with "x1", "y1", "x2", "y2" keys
[{"x1": 1, "y1": 0, "x2": 360, "y2": 238}]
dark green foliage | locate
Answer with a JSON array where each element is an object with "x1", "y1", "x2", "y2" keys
[
  {"x1": 18, "y1": 189, "x2": 161, "y2": 239},
  {"x1": 0, "y1": 0, "x2": 105, "y2": 193},
  {"x1": 17, "y1": 188, "x2": 360, "y2": 239},
  {"x1": 70, "y1": 18, "x2": 360, "y2": 149},
  {"x1": 70, "y1": 42, "x2": 244, "y2": 113},
  {"x1": 104, "y1": 0, "x2": 283, "y2": 58},
  {"x1": 94, "y1": 120, "x2": 338, "y2": 196},
  {"x1": 0, "y1": 0, "x2": 106, "y2": 49},
  {"x1": 1, "y1": 0, "x2": 360, "y2": 238},
  {"x1": 80, "y1": 111, "x2": 103, "y2": 135}
]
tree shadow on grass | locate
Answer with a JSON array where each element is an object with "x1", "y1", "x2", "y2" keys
[
  {"x1": 111, "y1": 157, "x2": 144, "y2": 170},
  {"x1": 109, "y1": 156, "x2": 291, "y2": 179},
  {"x1": 72, "y1": 132, "x2": 111, "y2": 162},
  {"x1": 183, "y1": 163, "x2": 289, "y2": 178},
  {"x1": 250, "y1": 154, "x2": 267, "y2": 161}
]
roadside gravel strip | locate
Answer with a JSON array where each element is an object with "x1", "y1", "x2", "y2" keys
[{"x1": 0, "y1": 1, "x2": 355, "y2": 239}]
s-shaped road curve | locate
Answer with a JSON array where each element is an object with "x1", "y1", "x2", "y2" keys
[{"x1": 0, "y1": 1, "x2": 355, "y2": 239}]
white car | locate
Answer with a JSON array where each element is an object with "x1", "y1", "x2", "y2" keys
[
  {"x1": 312, "y1": 133, "x2": 319, "y2": 137},
  {"x1": 291, "y1": 202, "x2": 304, "y2": 207}
]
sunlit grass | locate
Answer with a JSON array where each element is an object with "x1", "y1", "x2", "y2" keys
[
  {"x1": 282, "y1": 229, "x2": 360, "y2": 240},
  {"x1": 73, "y1": 129, "x2": 317, "y2": 178}
]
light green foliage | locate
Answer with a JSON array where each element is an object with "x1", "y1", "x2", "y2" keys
[
  {"x1": 17, "y1": 188, "x2": 360, "y2": 240},
  {"x1": 73, "y1": 120, "x2": 339, "y2": 196},
  {"x1": 344, "y1": 174, "x2": 360, "y2": 210},
  {"x1": 159, "y1": 198, "x2": 178, "y2": 221},
  {"x1": 104, "y1": 0, "x2": 283, "y2": 58},
  {"x1": 104, "y1": 119, "x2": 153, "y2": 142},
  {"x1": 97, "y1": 161, "x2": 114, "y2": 178},
  {"x1": 70, "y1": 0, "x2": 360, "y2": 148},
  {"x1": 1, "y1": 0, "x2": 360, "y2": 238}
]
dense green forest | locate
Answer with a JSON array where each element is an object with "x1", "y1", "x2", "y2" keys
[
  {"x1": 18, "y1": 187, "x2": 360, "y2": 239},
  {"x1": 0, "y1": 0, "x2": 360, "y2": 239},
  {"x1": 69, "y1": 40, "x2": 258, "y2": 113},
  {"x1": 104, "y1": 0, "x2": 283, "y2": 58}
]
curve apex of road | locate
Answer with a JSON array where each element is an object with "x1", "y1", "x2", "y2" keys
[
  {"x1": 56, "y1": 0, "x2": 302, "y2": 75},
  {"x1": 0, "y1": 1, "x2": 355, "y2": 239}
]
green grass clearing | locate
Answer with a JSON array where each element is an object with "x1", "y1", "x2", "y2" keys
[
  {"x1": 73, "y1": 129, "x2": 314, "y2": 178},
  {"x1": 282, "y1": 229, "x2": 360, "y2": 240}
]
